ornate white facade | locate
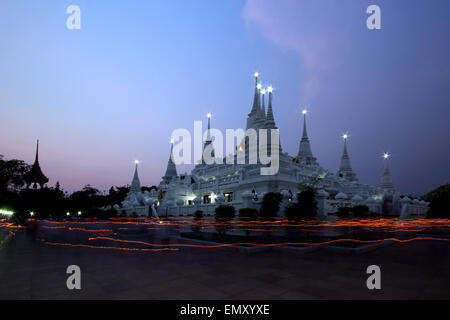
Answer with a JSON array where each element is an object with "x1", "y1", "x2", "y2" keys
[{"x1": 117, "y1": 74, "x2": 429, "y2": 218}]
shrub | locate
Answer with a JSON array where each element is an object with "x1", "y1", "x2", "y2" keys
[
  {"x1": 238, "y1": 208, "x2": 258, "y2": 218},
  {"x1": 423, "y1": 184, "x2": 450, "y2": 218},
  {"x1": 259, "y1": 192, "x2": 283, "y2": 217},
  {"x1": 285, "y1": 188, "x2": 317, "y2": 218},
  {"x1": 215, "y1": 205, "x2": 235, "y2": 218},
  {"x1": 352, "y1": 205, "x2": 370, "y2": 217},
  {"x1": 285, "y1": 203, "x2": 301, "y2": 218},
  {"x1": 336, "y1": 207, "x2": 352, "y2": 217},
  {"x1": 194, "y1": 210, "x2": 204, "y2": 219}
]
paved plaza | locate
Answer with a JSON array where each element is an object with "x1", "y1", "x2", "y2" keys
[{"x1": 0, "y1": 224, "x2": 449, "y2": 300}]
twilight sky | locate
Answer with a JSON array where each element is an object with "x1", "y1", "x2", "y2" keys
[{"x1": 0, "y1": 0, "x2": 449, "y2": 195}]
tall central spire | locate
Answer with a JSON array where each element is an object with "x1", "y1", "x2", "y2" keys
[
  {"x1": 130, "y1": 160, "x2": 141, "y2": 193},
  {"x1": 297, "y1": 110, "x2": 318, "y2": 166},
  {"x1": 250, "y1": 72, "x2": 261, "y2": 116},
  {"x1": 247, "y1": 72, "x2": 263, "y2": 130},
  {"x1": 337, "y1": 134, "x2": 358, "y2": 181}
]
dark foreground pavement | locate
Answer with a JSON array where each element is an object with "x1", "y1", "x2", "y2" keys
[{"x1": 0, "y1": 229, "x2": 449, "y2": 299}]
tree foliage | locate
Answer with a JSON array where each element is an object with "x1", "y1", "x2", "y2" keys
[
  {"x1": 423, "y1": 184, "x2": 450, "y2": 218},
  {"x1": 259, "y1": 192, "x2": 283, "y2": 217}
]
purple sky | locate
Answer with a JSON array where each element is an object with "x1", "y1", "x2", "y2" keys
[{"x1": 0, "y1": 0, "x2": 449, "y2": 195}]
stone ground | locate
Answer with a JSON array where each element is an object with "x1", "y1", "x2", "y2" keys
[{"x1": 0, "y1": 226, "x2": 449, "y2": 300}]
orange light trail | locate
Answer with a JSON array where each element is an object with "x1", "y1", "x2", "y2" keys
[
  {"x1": 41, "y1": 240, "x2": 179, "y2": 252},
  {"x1": 86, "y1": 235, "x2": 450, "y2": 249}
]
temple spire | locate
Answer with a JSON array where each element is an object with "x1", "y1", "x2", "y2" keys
[
  {"x1": 130, "y1": 160, "x2": 141, "y2": 193},
  {"x1": 297, "y1": 109, "x2": 318, "y2": 166},
  {"x1": 380, "y1": 153, "x2": 395, "y2": 193},
  {"x1": 203, "y1": 113, "x2": 215, "y2": 163},
  {"x1": 35, "y1": 139, "x2": 40, "y2": 162},
  {"x1": 337, "y1": 134, "x2": 358, "y2": 181},
  {"x1": 162, "y1": 140, "x2": 178, "y2": 183}
]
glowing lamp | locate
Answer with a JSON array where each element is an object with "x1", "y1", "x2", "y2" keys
[
  {"x1": 261, "y1": 89, "x2": 266, "y2": 95},
  {"x1": 257, "y1": 83, "x2": 262, "y2": 90},
  {"x1": 30, "y1": 212, "x2": 34, "y2": 217},
  {"x1": 207, "y1": 113, "x2": 211, "y2": 118},
  {"x1": 343, "y1": 134, "x2": 348, "y2": 140},
  {"x1": 134, "y1": 160, "x2": 139, "y2": 164},
  {"x1": 170, "y1": 139, "x2": 174, "y2": 144},
  {"x1": 78, "y1": 211, "x2": 82, "y2": 216},
  {"x1": 254, "y1": 72, "x2": 259, "y2": 78},
  {"x1": 267, "y1": 86, "x2": 273, "y2": 93},
  {"x1": 302, "y1": 109, "x2": 307, "y2": 115},
  {"x1": 66, "y1": 212, "x2": 70, "y2": 217},
  {"x1": 0, "y1": 209, "x2": 14, "y2": 216},
  {"x1": 383, "y1": 153, "x2": 390, "y2": 159}
]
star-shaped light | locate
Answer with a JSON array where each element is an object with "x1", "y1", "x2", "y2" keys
[
  {"x1": 342, "y1": 133, "x2": 348, "y2": 140},
  {"x1": 383, "y1": 153, "x2": 390, "y2": 159}
]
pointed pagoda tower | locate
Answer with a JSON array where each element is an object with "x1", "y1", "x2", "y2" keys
[
  {"x1": 129, "y1": 160, "x2": 141, "y2": 193},
  {"x1": 380, "y1": 153, "x2": 395, "y2": 193},
  {"x1": 246, "y1": 72, "x2": 262, "y2": 130},
  {"x1": 202, "y1": 113, "x2": 215, "y2": 164},
  {"x1": 161, "y1": 140, "x2": 178, "y2": 184},
  {"x1": 24, "y1": 140, "x2": 49, "y2": 189},
  {"x1": 337, "y1": 134, "x2": 358, "y2": 181},
  {"x1": 297, "y1": 110, "x2": 318, "y2": 166}
]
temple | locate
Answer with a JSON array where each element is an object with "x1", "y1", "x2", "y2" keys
[
  {"x1": 116, "y1": 73, "x2": 429, "y2": 218},
  {"x1": 24, "y1": 140, "x2": 49, "y2": 189}
]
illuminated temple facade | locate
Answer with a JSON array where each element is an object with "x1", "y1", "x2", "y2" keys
[{"x1": 116, "y1": 74, "x2": 429, "y2": 218}]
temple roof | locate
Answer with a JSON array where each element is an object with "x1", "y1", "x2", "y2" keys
[{"x1": 24, "y1": 140, "x2": 49, "y2": 188}]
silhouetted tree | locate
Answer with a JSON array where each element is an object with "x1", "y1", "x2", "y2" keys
[{"x1": 0, "y1": 155, "x2": 31, "y2": 191}]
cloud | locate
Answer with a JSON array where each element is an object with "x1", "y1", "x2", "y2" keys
[{"x1": 242, "y1": 0, "x2": 362, "y2": 102}]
